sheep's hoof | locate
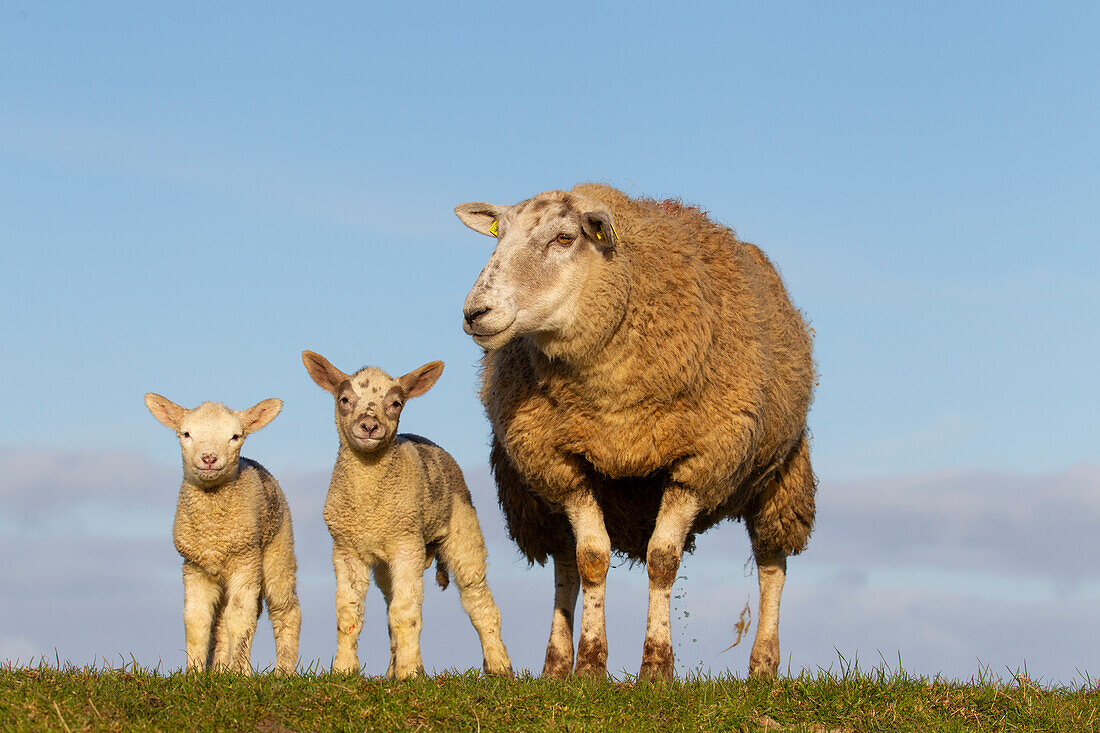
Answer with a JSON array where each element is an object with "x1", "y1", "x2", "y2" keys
[
  {"x1": 639, "y1": 639, "x2": 675, "y2": 681},
  {"x1": 748, "y1": 639, "x2": 780, "y2": 678},
  {"x1": 386, "y1": 664, "x2": 425, "y2": 681}
]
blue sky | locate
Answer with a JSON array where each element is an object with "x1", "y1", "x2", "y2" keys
[{"x1": 2, "y1": 2, "x2": 1098, "y2": 682}]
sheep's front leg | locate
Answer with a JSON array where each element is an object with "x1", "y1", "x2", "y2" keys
[
  {"x1": 182, "y1": 563, "x2": 221, "y2": 672},
  {"x1": 564, "y1": 494, "x2": 611, "y2": 677},
  {"x1": 640, "y1": 487, "x2": 701, "y2": 680},
  {"x1": 222, "y1": 563, "x2": 262, "y2": 675},
  {"x1": 386, "y1": 546, "x2": 427, "y2": 679},
  {"x1": 542, "y1": 551, "x2": 579, "y2": 678},
  {"x1": 333, "y1": 543, "x2": 371, "y2": 674}
]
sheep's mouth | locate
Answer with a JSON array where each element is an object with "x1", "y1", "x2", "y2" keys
[{"x1": 194, "y1": 465, "x2": 224, "y2": 477}]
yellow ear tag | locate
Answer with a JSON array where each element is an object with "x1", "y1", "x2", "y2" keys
[
  {"x1": 489, "y1": 220, "x2": 499, "y2": 237},
  {"x1": 608, "y1": 222, "x2": 619, "y2": 240},
  {"x1": 595, "y1": 230, "x2": 604, "y2": 240}
]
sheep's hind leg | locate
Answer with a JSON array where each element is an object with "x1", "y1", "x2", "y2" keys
[
  {"x1": 564, "y1": 495, "x2": 611, "y2": 678},
  {"x1": 749, "y1": 552, "x2": 787, "y2": 676},
  {"x1": 640, "y1": 487, "x2": 701, "y2": 681},
  {"x1": 745, "y1": 431, "x2": 816, "y2": 677},
  {"x1": 542, "y1": 551, "x2": 579, "y2": 678}
]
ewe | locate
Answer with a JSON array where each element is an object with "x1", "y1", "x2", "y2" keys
[
  {"x1": 302, "y1": 351, "x2": 511, "y2": 679},
  {"x1": 456, "y1": 184, "x2": 816, "y2": 680},
  {"x1": 144, "y1": 394, "x2": 301, "y2": 674}
]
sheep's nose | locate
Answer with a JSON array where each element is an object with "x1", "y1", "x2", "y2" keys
[
  {"x1": 201, "y1": 453, "x2": 218, "y2": 466},
  {"x1": 360, "y1": 421, "x2": 379, "y2": 437},
  {"x1": 464, "y1": 305, "x2": 491, "y2": 326}
]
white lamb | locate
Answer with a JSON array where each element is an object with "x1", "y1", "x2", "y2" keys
[{"x1": 145, "y1": 393, "x2": 301, "y2": 674}]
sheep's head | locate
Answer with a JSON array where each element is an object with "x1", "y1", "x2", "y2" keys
[
  {"x1": 302, "y1": 351, "x2": 443, "y2": 456},
  {"x1": 144, "y1": 394, "x2": 282, "y2": 487},
  {"x1": 455, "y1": 190, "x2": 619, "y2": 351}
]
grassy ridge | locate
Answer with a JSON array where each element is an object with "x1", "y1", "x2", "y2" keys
[{"x1": 2, "y1": 662, "x2": 1098, "y2": 732}]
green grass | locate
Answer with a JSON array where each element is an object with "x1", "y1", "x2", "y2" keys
[{"x1": 2, "y1": 660, "x2": 1097, "y2": 732}]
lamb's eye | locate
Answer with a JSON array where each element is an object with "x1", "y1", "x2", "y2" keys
[
  {"x1": 339, "y1": 396, "x2": 349, "y2": 404},
  {"x1": 230, "y1": 434, "x2": 241, "y2": 441},
  {"x1": 391, "y1": 401, "x2": 402, "y2": 409},
  {"x1": 555, "y1": 233, "x2": 575, "y2": 246},
  {"x1": 181, "y1": 432, "x2": 190, "y2": 439}
]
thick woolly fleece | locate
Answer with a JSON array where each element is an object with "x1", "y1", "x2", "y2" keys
[{"x1": 480, "y1": 183, "x2": 818, "y2": 564}]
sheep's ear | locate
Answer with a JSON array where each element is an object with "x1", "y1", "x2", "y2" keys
[
  {"x1": 302, "y1": 350, "x2": 349, "y2": 394},
  {"x1": 145, "y1": 393, "x2": 187, "y2": 430},
  {"x1": 581, "y1": 210, "x2": 619, "y2": 252},
  {"x1": 397, "y1": 361, "x2": 444, "y2": 399},
  {"x1": 455, "y1": 203, "x2": 508, "y2": 238},
  {"x1": 237, "y1": 398, "x2": 282, "y2": 435}
]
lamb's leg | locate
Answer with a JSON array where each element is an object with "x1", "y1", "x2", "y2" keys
[
  {"x1": 222, "y1": 561, "x2": 262, "y2": 675},
  {"x1": 333, "y1": 543, "x2": 371, "y2": 674},
  {"x1": 182, "y1": 563, "x2": 220, "y2": 672},
  {"x1": 209, "y1": 595, "x2": 229, "y2": 669},
  {"x1": 640, "y1": 487, "x2": 701, "y2": 680},
  {"x1": 386, "y1": 546, "x2": 427, "y2": 680},
  {"x1": 371, "y1": 563, "x2": 397, "y2": 677},
  {"x1": 563, "y1": 495, "x2": 611, "y2": 677},
  {"x1": 443, "y1": 500, "x2": 512, "y2": 676},
  {"x1": 263, "y1": 521, "x2": 301, "y2": 674},
  {"x1": 542, "y1": 551, "x2": 579, "y2": 678}
]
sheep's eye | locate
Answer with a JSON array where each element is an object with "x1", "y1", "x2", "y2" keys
[
  {"x1": 555, "y1": 233, "x2": 575, "y2": 246},
  {"x1": 230, "y1": 434, "x2": 241, "y2": 441},
  {"x1": 339, "y1": 396, "x2": 349, "y2": 404},
  {"x1": 181, "y1": 432, "x2": 190, "y2": 439},
  {"x1": 391, "y1": 401, "x2": 402, "y2": 409}
]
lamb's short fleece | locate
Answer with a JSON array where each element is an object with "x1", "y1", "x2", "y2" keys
[
  {"x1": 145, "y1": 393, "x2": 301, "y2": 674},
  {"x1": 302, "y1": 350, "x2": 511, "y2": 679}
]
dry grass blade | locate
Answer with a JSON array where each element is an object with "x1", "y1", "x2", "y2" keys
[{"x1": 721, "y1": 598, "x2": 753, "y2": 653}]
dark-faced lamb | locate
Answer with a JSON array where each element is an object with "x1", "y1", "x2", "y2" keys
[{"x1": 302, "y1": 351, "x2": 512, "y2": 679}]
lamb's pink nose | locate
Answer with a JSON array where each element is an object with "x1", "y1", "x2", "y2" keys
[
  {"x1": 360, "y1": 422, "x2": 379, "y2": 437},
  {"x1": 202, "y1": 453, "x2": 218, "y2": 466}
]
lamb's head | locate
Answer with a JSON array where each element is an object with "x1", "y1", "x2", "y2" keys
[
  {"x1": 302, "y1": 351, "x2": 444, "y2": 456},
  {"x1": 144, "y1": 394, "x2": 282, "y2": 487},
  {"x1": 456, "y1": 190, "x2": 620, "y2": 351}
]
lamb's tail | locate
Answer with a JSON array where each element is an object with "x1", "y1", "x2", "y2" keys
[
  {"x1": 425, "y1": 542, "x2": 450, "y2": 590},
  {"x1": 434, "y1": 556, "x2": 450, "y2": 590}
]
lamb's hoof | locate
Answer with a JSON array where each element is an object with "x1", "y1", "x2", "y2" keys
[
  {"x1": 542, "y1": 645, "x2": 574, "y2": 679},
  {"x1": 484, "y1": 662, "x2": 514, "y2": 678},
  {"x1": 386, "y1": 664, "x2": 425, "y2": 681}
]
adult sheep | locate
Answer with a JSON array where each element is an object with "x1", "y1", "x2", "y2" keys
[{"x1": 455, "y1": 183, "x2": 816, "y2": 680}]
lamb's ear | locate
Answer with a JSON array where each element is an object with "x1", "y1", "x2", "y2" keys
[
  {"x1": 302, "y1": 350, "x2": 349, "y2": 394},
  {"x1": 581, "y1": 210, "x2": 619, "y2": 252},
  {"x1": 145, "y1": 393, "x2": 187, "y2": 430},
  {"x1": 455, "y1": 203, "x2": 508, "y2": 238},
  {"x1": 397, "y1": 361, "x2": 444, "y2": 399},
  {"x1": 237, "y1": 398, "x2": 282, "y2": 435}
]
